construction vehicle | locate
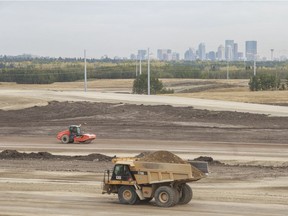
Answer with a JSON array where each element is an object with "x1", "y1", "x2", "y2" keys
[
  {"x1": 102, "y1": 153, "x2": 208, "y2": 207},
  {"x1": 56, "y1": 125, "x2": 96, "y2": 144}
]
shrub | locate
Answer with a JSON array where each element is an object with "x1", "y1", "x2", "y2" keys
[
  {"x1": 249, "y1": 74, "x2": 280, "y2": 91},
  {"x1": 132, "y1": 74, "x2": 174, "y2": 95}
]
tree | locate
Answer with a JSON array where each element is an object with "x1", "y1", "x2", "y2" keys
[
  {"x1": 249, "y1": 74, "x2": 280, "y2": 91},
  {"x1": 132, "y1": 74, "x2": 173, "y2": 94}
]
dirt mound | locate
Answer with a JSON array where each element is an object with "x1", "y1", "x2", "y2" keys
[
  {"x1": 138, "y1": 151, "x2": 187, "y2": 164},
  {"x1": 72, "y1": 153, "x2": 114, "y2": 162},
  {"x1": 0, "y1": 150, "x2": 113, "y2": 162},
  {"x1": 135, "y1": 151, "x2": 151, "y2": 158},
  {"x1": 193, "y1": 156, "x2": 222, "y2": 165}
]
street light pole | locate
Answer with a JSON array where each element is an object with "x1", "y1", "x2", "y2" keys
[
  {"x1": 247, "y1": 52, "x2": 257, "y2": 76},
  {"x1": 139, "y1": 57, "x2": 142, "y2": 75},
  {"x1": 226, "y1": 60, "x2": 229, "y2": 79},
  {"x1": 253, "y1": 56, "x2": 256, "y2": 76},
  {"x1": 147, "y1": 48, "x2": 150, "y2": 95},
  {"x1": 84, "y1": 49, "x2": 87, "y2": 92},
  {"x1": 135, "y1": 60, "x2": 138, "y2": 77}
]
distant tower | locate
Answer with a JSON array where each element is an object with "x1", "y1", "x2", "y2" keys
[
  {"x1": 245, "y1": 41, "x2": 257, "y2": 60},
  {"x1": 271, "y1": 49, "x2": 274, "y2": 61},
  {"x1": 225, "y1": 40, "x2": 234, "y2": 60},
  {"x1": 198, "y1": 43, "x2": 206, "y2": 60}
]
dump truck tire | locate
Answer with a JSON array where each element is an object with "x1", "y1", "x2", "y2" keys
[
  {"x1": 173, "y1": 188, "x2": 180, "y2": 205},
  {"x1": 178, "y1": 184, "x2": 193, "y2": 205},
  {"x1": 61, "y1": 135, "x2": 70, "y2": 144},
  {"x1": 118, "y1": 186, "x2": 138, "y2": 205},
  {"x1": 154, "y1": 186, "x2": 177, "y2": 207}
]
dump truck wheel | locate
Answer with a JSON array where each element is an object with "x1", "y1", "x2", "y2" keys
[
  {"x1": 173, "y1": 188, "x2": 180, "y2": 205},
  {"x1": 61, "y1": 135, "x2": 70, "y2": 144},
  {"x1": 118, "y1": 186, "x2": 138, "y2": 205},
  {"x1": 154, "y1": 186, "x2": 177, "y2": 207},
  {"x1": 178, "y1": 184, "x2": 193, "y2": 205}
]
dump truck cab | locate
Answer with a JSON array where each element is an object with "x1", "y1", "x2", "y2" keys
[
  {"x1": 111, "y1": 164, "x2": 134, "y2": 182},
  {"x1": 102, "y1": 155, "x2": 208, "y2": 207}
]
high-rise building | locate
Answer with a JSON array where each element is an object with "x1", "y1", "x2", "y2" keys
[
  {"x1": 207, "y1": 51, "x2": 216, "y2": 61},
  {"x1": 157, "y1": 49, "x2": 163, "y2": 60},
  {"x1": 157, "y1": 49, "x2": 172, "y2": 61},
  {"x1": 233, "y1": 43, "x2": 239, "y2": 61},
  {"x1": 130, "y1": 54, "x2": 136, "y2": 60},
  {"x1": 225, "y1": 40, "x2": 234, "y2": 60},
  {"x1": 172, "y1": 52, "x2": 180, "y2": 61},
  {"x1": 225, "y1": 45, "x2": 233, "y2": 61},
  {"x1": 137, "y1": 50, "x2": 147, "y2": 60},
  {"x1": 217, "y1": 45, "x2": 225, "y2": 60},
  {"x1": 245, "y1": 41, "x2": 257, "y2": 60},
  {"x1": 198, "y1": 43, "x2": 206, "y2": 60},
  {"x1": 184, "y1": 48, "x2": 196, "y2": 61}
]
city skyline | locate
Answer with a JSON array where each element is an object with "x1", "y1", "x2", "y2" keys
[{"x1": 1, "y1": 1, "x2": 288, "y2": 59}]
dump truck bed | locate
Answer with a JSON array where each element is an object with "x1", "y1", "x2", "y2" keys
[{"x1": 113, "y1": 158, "x2": 206, "y2": 185}]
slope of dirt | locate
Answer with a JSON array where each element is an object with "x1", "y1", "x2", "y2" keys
[
  {"x1": 0, "y1": 101, "x2": 288, "y2": 144},
  {"x1": 0, "y1": 150, "x2": 113, "y2": 162},
  {"x1": 0, "y1": 150, "x2": 287, "y2": 179},
  {"x1": 137, "y1": 150, "x2": 188, "y2": 164}
]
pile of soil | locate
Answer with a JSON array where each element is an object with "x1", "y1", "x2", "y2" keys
[
  {"x1": 0, "y1": 150, "x2": 113, "y2": 162},
  {"x1": 193, "y1": 156, "x2": 222, "y2": 165},
  {"x1": 1, "y1": 101, "x2": 288, "y2": 144},
  {"x1": 138, "y1": 151, "x2": 187, "y2": 164}
]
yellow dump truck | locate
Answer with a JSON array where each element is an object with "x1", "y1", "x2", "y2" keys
[{"x1": 102, "y1": 153, "x2": 208, "y2": 207}]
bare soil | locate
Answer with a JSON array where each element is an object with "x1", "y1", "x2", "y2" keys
[
  {"x1": 0, "y1": 99, "x2": 288, "y2": 215},
  {"x1": 138, "y1": 150, "x2": 188, "y2": 164},
  {"x1": 0, "y1": 101, "x2": 287, "y2": 144}
]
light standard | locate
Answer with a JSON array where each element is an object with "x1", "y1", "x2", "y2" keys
[
  {"x1": 226, "y1": 60, "x2": 229, "y2": 79},
  {"x1": 147, "y1": 48, "x2": 150, "y2": 95},
  {"x1": 246, "y1": 52, "x2": 257, "y2": 76},
  {"x1": 84, "y1": 49, "x2": 87, "y2": 92},
  {"x1": 253, "y1": 56, "x2": 256, "y2": 76}
]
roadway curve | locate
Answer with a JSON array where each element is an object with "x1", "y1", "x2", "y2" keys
[{"x1": 1, "y1": 89, "x2": 288, "y2": 116}]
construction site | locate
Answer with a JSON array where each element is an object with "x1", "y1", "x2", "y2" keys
[{"x1": 0, "y1": 80, "x2": 288, "y2": 215}]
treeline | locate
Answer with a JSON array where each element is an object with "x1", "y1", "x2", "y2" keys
[{"x1": 0, "y1": 59, "x2": 288, "y2": 84}]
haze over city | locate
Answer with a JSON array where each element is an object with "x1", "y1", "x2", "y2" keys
[{"x1": 1, "y1": 0, "x2": 288, "y2": 59}]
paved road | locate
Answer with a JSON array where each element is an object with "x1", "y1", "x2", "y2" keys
[{"x1": 1, "y1": 89, "x2": 288, "y2": 116}]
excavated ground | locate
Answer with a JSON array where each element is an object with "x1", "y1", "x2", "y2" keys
[
  {"x1": 1, "y1": 101, "x2": 288, "y2": 215},
  {"x1": 0, "y1": 101, "x2": 288, "y2": 143}
]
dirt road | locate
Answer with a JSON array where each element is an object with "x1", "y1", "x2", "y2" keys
[
  {"x1": 1, "y1": 89, "x2": 288, "y2": 116},
  {"x1": 1, "y1": 136, "x2": 288, "y2": 215},
  {"x1": 1, "y1": 154, "x2": 288, "y2": 216}
]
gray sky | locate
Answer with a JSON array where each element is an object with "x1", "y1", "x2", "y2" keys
[{"x1": 1, "y1": 1, "x2": 288, "y2": 59}]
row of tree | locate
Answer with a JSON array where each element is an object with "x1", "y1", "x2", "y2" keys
[
  {"x1": 248, "y1": 74, "x2": 288, "y2": 91},
  {"x1": 1, "y1": 60, "x2": 288, "y2": 84}
]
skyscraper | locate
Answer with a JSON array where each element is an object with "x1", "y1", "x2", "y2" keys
[
  {"x1": 225, "y1": 40, "x2": 234, "y2": 60},
  {"x1": 245, "y1": 41, "x2": 257, "y2": 61},
  {"x1": 225, "y1": 45, "x2": 233, "y2": 61},
  {"x1": 157, "y1": 49, "x2": 172, "y2": 61},
  {"x1": 198, "y1": 43, "x2": 206, "y2": 60},
  {"x1": 207, "y1": 51, "x2": 216, "y2": 61},
  {"x1": 184, "y1": 48, "x2": 196, "y2": 61},
  {"x1": 217, "y1": 45, "x2": 225, "y2": 60},
  {"x1": 137, "y1": 50, "x2": 147, "y2": 60},
  {"x1": 233, "y1": 43, "x2": 238, "y2": 61}
]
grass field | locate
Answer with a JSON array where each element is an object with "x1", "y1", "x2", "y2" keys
[{"x1": 1, "y1": 79, "x2": 287, "y2": 105}]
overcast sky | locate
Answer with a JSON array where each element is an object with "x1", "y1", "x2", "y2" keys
[{"x1": 1, "y1": 1, "x2": 288, "y2": 59}]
